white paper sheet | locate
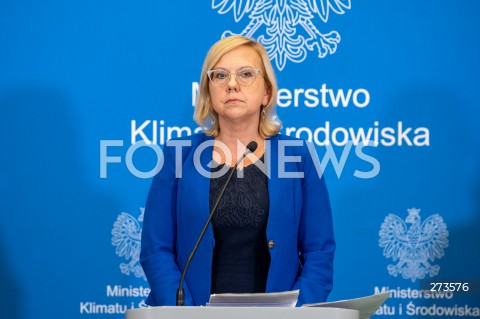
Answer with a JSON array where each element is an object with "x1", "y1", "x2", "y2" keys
[
  {"x1": 302, "y1": 291, "x2": 391, "y2": 319},
  {"x1": 207, "y1": 290, "x2": 299, "y2": 307}
]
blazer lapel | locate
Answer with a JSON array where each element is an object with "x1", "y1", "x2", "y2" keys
[
  {"x1": 266, "y1": 135, "x2": 282, "y2": 236},
  {"x1": 197, "y1": 135, "x2": 214, "y2": 223}
]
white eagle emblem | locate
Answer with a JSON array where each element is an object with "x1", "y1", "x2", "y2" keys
[
  {"x1": 212, "y1": 0, "x2": 351, "y2": 70},
  {"x1": 379, "y1": 208, "x2": 449, "y2": 282},
  {"x1": 111, "y1": 208, "x2": 146, "y2": 280}
]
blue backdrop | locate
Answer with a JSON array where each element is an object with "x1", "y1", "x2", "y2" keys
[{"x1": 1, "y1": 1, "x2": 479, "y2": 318}]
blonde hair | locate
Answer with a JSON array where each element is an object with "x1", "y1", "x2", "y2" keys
[{"x1": 194, "y1": 35, "x2": 281, "y2": 138}]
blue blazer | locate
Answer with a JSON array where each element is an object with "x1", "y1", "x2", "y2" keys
[{"x1": 140, "y1": 133, "x2": 335, "y2": 306}]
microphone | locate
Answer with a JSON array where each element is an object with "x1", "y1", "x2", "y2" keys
[
  {"x1": 245, "y1": 141, "x2": 258, "y2": 153},
  {"x1": 176, "y1": 140, "x2": 258, "y2": 306}
]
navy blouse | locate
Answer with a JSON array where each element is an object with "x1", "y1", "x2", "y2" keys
[{"x1": 209, "y1": 158, "x2": 270, "y2": 294}]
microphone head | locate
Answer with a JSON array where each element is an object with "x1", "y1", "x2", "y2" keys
[{"x1": 246, "y1": 141, "x2": 258, "y2": 153}]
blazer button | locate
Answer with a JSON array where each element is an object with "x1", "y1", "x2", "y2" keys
[{"x1": 268, "y1": 240, "x2": 275, "y2": 249}]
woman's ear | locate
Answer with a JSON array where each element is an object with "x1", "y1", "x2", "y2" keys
[{"x1": 263, "y1": 87, "x2": 272, "y2": 106}]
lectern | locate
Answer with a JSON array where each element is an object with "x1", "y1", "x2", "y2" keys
[{"x1": 126, "y1": 306, "x2": 359, "y2": 319}]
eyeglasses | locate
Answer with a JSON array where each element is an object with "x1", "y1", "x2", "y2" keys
[{"x1": 207, "y1": 67, "x2": 263, "y2": 87}]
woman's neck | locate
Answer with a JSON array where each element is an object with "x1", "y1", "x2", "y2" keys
[{"x1": 214, "y1": 128, "x2": 264, "y2": 167}]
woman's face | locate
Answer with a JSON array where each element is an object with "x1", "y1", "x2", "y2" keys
[{"x1": 209, "y1": 45, "x2": 271, "y2": 126}]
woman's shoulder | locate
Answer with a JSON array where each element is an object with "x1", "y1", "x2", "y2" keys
[
  {"x1": 270, "y1": 133, "x2": 300, "y2": 141},
  {"x1": 270, "y1": 133, "x2": 312, "y2": 144},
  {"x1": 269, "y1": 133, "x2": 312, "y2": 153},
  {"x1": 165, "y1": 132, "x2": 212, "y2": 146}
]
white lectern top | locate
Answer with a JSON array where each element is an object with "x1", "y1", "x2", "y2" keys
[{"x1": 126, "y1": 306, "x2": 359, "y2": 319}]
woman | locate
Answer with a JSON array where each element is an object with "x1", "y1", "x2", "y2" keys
[{"x1": 140, "y1": 35, "x2": 335, "y2": 306}]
